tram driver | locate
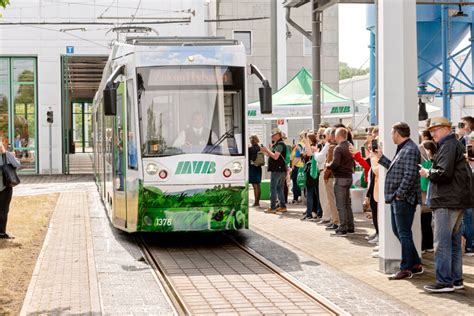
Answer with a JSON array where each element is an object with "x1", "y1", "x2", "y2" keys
[{"x1": 173, "y1": 112, "x2": 218, "y2": 153}]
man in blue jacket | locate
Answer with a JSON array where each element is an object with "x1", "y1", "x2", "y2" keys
[
  {"x1": 378, "y1": 122, "x2": 422, "y2": 280},
  {"x1": 420, "y1": 117, "x2": 473, "y2": 293}
]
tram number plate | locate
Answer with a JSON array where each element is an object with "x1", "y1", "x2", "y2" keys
[{"x1": 154, "y1": 218, "x2": 172, "y2": 227}]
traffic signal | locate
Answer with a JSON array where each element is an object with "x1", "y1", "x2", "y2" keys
[{"x1": 46, "y1": 111, "x2": 53, "y2": 124}]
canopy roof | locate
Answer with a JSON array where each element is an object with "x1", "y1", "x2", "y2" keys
[{"x1": 249, "y1": 67, "x2": 352, "y2": 107}]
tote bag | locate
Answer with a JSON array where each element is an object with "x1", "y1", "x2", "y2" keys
[{"x1": 2, "y1": 154, "x2": 20, "y2": 187}]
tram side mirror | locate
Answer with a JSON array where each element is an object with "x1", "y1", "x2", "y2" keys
[
  {"x1": 250, "y1": 64, "x2": 272, "y2": 114},
  {"x1": 104, "y1": 83, "x2": 117, "y2": 116},
  {"x1": 259, "y1": 86, "x2": 272, "y2": 114}
]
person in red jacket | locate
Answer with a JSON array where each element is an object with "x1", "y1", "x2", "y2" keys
[{"x1": 349, "y1": 144, "x2": 370, "y2": 183}]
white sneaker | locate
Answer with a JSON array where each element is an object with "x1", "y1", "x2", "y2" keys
[
  {"x1": 365, "y1": 233, "x2": 377, "y2": 241},
  {"x1": 372, "y1": 251, "x2": 379, "y2": 258},
  {"x1": 368, "y1": 236, "x2": 379, "y2": 244}
]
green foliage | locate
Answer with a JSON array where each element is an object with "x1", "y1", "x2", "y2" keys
[
  {"x1": 137, "y1": 183, "x2": 249, "y2": 232},
  {"x1": 141, "y1": 185, "x2": 243, "y2": 208},
  {"x1": 0, "y1": 0, "x2": 9, "y2": 9},
  {"x1": 339, "y1": 62, "x2": 369, "y2": 80}
]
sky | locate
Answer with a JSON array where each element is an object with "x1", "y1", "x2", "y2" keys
[{"x1": 338, "y1": 4, "x2": 370, "y2": 69}]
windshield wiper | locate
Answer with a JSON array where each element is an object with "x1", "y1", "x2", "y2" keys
[{"x1": 203, "y1": 126, "x2": 235, "y2": 154}]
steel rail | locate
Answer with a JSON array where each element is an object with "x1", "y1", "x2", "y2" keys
[{"x1": 137, "y1": 235, "x2": 191, "y2": 316}]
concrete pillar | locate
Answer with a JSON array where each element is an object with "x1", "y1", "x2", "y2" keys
[
  {"x1": 377, "y1": 0, "x2": 422, "y2": 274},
  {"x1": 276, "y1": 1, "x2": 287, "y2": 90},
  {"x1": 271, "y1": 1, "x2": 288, "y2": 90}
]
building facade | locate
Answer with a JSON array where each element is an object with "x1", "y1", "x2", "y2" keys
[{"x1": 0, "y1": 0, "x2": 339, "y2": 174}]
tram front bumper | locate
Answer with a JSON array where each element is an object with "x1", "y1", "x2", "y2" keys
[{"x1": 137, "y1": 184, "x2": 248, "y2": 232}]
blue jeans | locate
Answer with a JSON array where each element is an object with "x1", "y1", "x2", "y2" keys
[
  {"x1": 270, "y1": 171, "x2": 286, "y2": 210},
  {"x1": 433, "y1": 208, "x2": 464, "y2": 286},
  {"x1": 306, "y1": 186, "x2": 316, "y2": 217},
  {"x1": 390, "y1": 199, "x2": 421, "y2": 270},
  {"x1": 334, "y1": 178, "x2": 354, "y2": 232},
  {"x1": 462, "y1": 208, "x2": 473, "y2": 250},
  {"x1": 291, "y1": 167, "x2": 301, "y2": 201}
]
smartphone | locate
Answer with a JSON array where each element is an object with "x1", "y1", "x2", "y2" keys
[
  {"x1": 260, "y1": 144, "x2": 264, "y2": 148},
  {"x1": 361, "y1": 147, "x2": 366, "y2": 158},
  {"x1": 458, "y1": 122, "x2": 465, "y2": 129},
  {"x1": 467, "y1": 144, "x2": 474, "y2": 158},
  {"x1": 371, "y1": 139, "x2": 378, "y2": 151}
]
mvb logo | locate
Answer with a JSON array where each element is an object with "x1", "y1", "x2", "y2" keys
[{"x1": 175, "y1": 161, "x2": 216, "y2": 175}]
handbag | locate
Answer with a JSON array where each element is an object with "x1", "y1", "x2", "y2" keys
[
  {"x1": 2, "y1": 154, "x2": 20, "y2": 187},
  {"x1": 297, "y1": 167, "x2": 306, "y2": 188},
  {"x1": 253, "y1": 151, "x2": 265, "y2": 167}
]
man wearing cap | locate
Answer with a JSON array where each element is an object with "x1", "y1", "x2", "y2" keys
[
  {"x1": 261, "y1": 128, "x2": 288, "y2": 214},
  {"x1": 420, "y1": 117, "x2": 473, "y2": 293}
]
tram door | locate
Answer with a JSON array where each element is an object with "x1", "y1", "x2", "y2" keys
[{"x1": 113, "y1": 81, "x2": 127, "y2": 228}]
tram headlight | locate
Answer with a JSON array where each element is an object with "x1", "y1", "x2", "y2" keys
[
  {"x1": 146, "y1": 162, "x2": 159, "y2": 176},
  {"x1": 231, "y1": 162, "x2": 242, "y2": 173}
]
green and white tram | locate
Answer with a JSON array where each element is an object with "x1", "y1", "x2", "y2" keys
[{"x1": 92, "y1": 37, "x2": 271, "y2": 233}]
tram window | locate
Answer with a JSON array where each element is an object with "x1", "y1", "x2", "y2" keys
[
  {"x1": 137, "y1": 66, "x2": 245, "y2": 157},
  {"x1": 126, "y1": 79, "x2": 138, "y2": 170}
]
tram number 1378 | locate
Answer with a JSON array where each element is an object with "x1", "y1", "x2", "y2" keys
[{"x1": 155, "y1": 218, "x2": 173, "y2": 227}]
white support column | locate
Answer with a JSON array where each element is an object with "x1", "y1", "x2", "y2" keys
[
  {"x1": 276, "y1": 1, "x2": 287, "y2": 89},
  {"x1": 377, "y1": 0, "x2": 422, "y2": 273}
]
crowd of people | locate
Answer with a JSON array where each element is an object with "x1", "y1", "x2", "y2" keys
[{"x1": 249, "y1": 115, "x2": 474, "y2": 293}]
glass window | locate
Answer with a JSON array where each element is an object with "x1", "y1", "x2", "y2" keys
[
  {"x1": 13, "y1": 59, "x2": 35, "y2": 82},
  {"x1": 13, "y1": 83, "x2": 36, "y2": 171},
  {"x1": 13, "y1": 84, "x2": 35, "y2": 146},
  {"x1": 0, "y1": 57, "x2": 37, "y2": 173},
  {"x1": 137, "y1": 66, "x2": 244, "y2": 157},
  {"x1": 126, "y1": 79, "x2": 138, "y2": 170},
  {"x1": 233, "y1": 31, "x2": 252, "y2": 55},
  {"x1": 0, "y1": 84, "x2": 9, "y2": 145},
  {"x1": 0, "y1": 59, "x2": 9, "y2": 82}
]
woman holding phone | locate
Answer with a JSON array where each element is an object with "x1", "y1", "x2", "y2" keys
[{"x1": 248, "y1": 135, "x2": 263, "y2": 207}]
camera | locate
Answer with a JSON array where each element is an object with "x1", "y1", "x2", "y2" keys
[
  {"x1": 371, "y1": 139, "x2": 378, "y2": 152},
  {"x1": 458, "y1": 122, "x2": 465, "y2": 129}
]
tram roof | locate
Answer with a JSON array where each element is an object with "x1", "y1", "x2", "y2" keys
[{"x1": 125, "y1": 36, "x2": 240, "y2": 46}]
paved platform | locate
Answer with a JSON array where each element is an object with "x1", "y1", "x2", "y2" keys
[
  {"x1": 19, "y1": 176, "x2": 174, "y2": 315},
  {"x1": 16, "y1": 176, "x2": 474, "y2": 315},
  {"x1": 249, "y1": 198, "x2": 474, "y2": 315}
]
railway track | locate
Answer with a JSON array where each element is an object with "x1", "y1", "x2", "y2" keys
[{"x1": 138, "y1": 232, "x2": 345, "y2": 315}]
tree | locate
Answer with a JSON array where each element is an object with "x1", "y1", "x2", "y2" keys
[
  {"x1": 0, "y1": 1, "x2": 10, "y2": 17},
  {"x1": 339, "y1": 62, "x2": 370, "y2": 80}
]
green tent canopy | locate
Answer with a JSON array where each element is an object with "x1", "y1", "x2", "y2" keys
[{"x1": 248, "y1": 67, "x2": 352, "y2": 107}]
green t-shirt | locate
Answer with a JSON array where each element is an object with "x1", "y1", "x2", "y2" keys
[
  {"x1": 273, "y1": 143, "x2": 285, "y2": 156},
  {"x1": 420, "y1": 160, "x2": 433, "y2": 192}
]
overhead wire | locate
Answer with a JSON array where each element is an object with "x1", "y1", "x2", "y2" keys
[
  {"x1": 0, "y1": 20, "x2": 110, "y2": 49},
  {"x1": 131, "y1": 0, "x2": 142, "y2": 22},
  {"x1": 98, "y1": 0, "x2": 116, "y2": 18}
]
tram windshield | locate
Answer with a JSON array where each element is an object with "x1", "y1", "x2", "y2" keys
[{"x1": 137, "y1": 66, "x2": 244, "y2": 157}]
